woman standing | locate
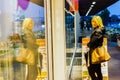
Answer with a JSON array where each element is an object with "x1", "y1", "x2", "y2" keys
[{"x1": 87, "y1": 16, "x2": 105, "y2": 80}]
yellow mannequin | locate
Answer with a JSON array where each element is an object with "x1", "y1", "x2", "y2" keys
[
  {"x1": 22, "y1": 18, "x2": 38, "y2": 80},
  {"x1": 22, "y1": 18, "x2": 34, "y2": 30}
]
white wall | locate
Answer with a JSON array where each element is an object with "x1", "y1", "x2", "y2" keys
[
  {"x1": 0, "y1": 0, "x2": 14, "y2": 40},
  {"x1": 24, "y1": 2, "x2": 44, "y2": 18}
]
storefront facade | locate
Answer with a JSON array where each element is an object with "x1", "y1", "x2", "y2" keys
[
  {"x1": 45, "y1": 0, "x2": 67, "y2": 80},
  {"x1": 0, "y1": 0, "x2": 67, "y2": 80}
]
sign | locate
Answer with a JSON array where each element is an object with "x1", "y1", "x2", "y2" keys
[
  {"x1": 36, "y1": 39, "x2": 47, "y2": 80},
  {"x1": 36, "y1": 39, "x2": 46, "y2": 47}
]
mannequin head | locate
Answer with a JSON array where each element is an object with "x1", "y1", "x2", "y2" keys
[{"x1": 22, "y1": 18, "x2": 34, "y2": 30}]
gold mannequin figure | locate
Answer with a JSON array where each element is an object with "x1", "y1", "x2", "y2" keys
[{"x1": 22, "y1": 18, "x2": 38, "y2": 80}]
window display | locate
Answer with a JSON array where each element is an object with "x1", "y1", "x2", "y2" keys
[
  {"x1": 2, "y1": 17, "x2": 47, "y2": 80},
  {"x1": 0, "y1": 1, "x2": 47, "y2": 80}
]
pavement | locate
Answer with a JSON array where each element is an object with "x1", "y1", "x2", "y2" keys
[{"x1": 107, "y1": 41, "x2": 120, "y2": 80}]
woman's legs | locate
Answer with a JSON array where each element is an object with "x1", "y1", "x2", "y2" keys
[
  {"x1": 95, "y1": 64, "x2": 102, "y2": 80},
  {"x1": 88, "y1": 64, "x2": 102, "y2": 80},
  {"x1": 88, "y1": 65, "x2": 97, "y2": 80}
]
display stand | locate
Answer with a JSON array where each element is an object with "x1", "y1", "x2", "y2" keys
[{"x1": 36, "y1": 39, "x2": 47, "y2": 80}]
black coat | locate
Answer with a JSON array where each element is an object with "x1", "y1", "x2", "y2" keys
[
  {"x1": 87, "y1": 27, "x2": 105, "y2": 50},
  {"x1": 87, "y1": 27, "x2": 105, "y2": 64}
]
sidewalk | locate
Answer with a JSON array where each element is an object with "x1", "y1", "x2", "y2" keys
[{"x1": 107, "y1": 41, "x2": 120, "y2": 80}]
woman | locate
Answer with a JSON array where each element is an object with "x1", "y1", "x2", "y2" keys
[
  {"x1": 22, "y1": 18, "x2": 38, "y2": 80},
  {"x1": 87, "y1": 16, "x2": 105, "y2": 80}
]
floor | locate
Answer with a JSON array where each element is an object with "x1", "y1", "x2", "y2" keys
[{"x1": 107, "y1": 41, "x2": 120, "y2": 80}]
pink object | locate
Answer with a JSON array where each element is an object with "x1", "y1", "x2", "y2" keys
[
  {"x1": 18, "y1": 0, "x2": 30, "y2": 10},
  {"x1": 74, "y1": 0, "x2": 78, "y2": 2}
]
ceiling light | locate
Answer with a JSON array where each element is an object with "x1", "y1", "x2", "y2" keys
[{"x1": 92, "y1": 1, "x2": 96, "y2": 5}]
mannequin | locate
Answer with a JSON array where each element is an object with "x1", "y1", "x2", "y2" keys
[{"x1": 22, "y1": 18, "x2": 38, "y2": 80}]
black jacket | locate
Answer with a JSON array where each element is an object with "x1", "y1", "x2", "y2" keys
[
  {"x1": 87, "y1": 27, "x2": 105, "y2": 50},
  {"x1": 86, "y1": 27, "x2": 105, "y2": 64}
]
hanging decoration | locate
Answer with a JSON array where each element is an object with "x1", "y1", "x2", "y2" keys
[
  {"x1": 66, "y1": 0, "x2": 78, "y2": 11},
  {"x1": 17, "y1": 0, "x2": 30, "y2": 10}
]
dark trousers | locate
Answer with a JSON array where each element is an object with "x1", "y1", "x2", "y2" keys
[{"x1": 88, "y1": 64, "x2": 103, "y2": 80}]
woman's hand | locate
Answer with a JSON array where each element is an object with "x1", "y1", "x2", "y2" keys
[{"x1": 87, "y1": 47, "x2": 90, "y2": 52}]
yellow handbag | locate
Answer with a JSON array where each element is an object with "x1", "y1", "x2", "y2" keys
[
  {"x1": 16, "y1": 47, "x2": 35, "y2": 65},
  {"x1": 92, "y1": 46, "x2": 111, "y2": 64}
]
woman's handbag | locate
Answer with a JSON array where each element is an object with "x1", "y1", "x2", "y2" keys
[
  {"x1": 16, "y1": 47, "x2": 35, "y2": 65},
  {"x1": 92, "y1": 46, "x2": 111, "y2": 64}
]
